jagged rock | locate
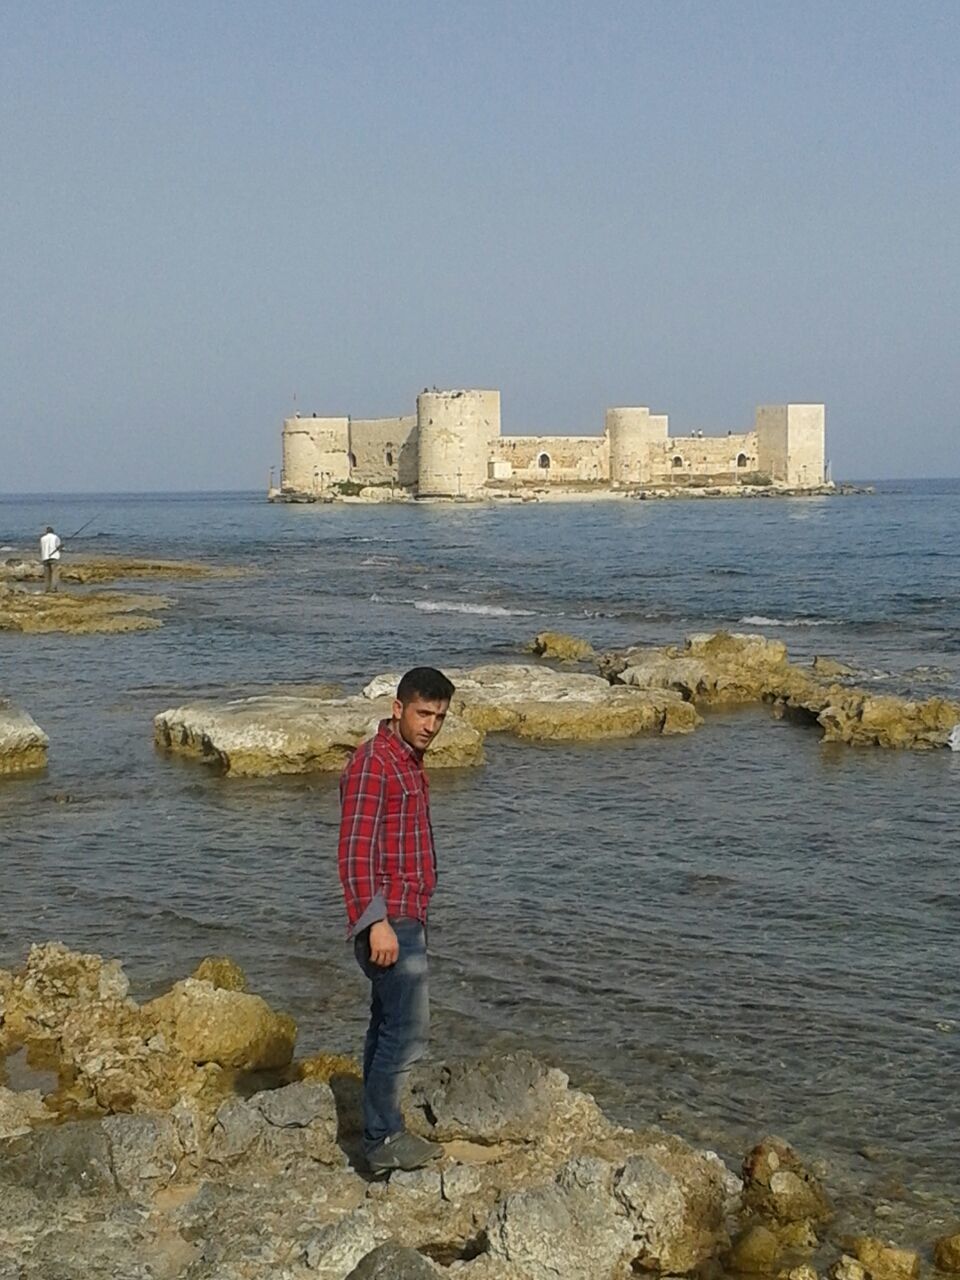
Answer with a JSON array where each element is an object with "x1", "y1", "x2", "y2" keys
[
  {"x1": 0, "y1": 701, "x2": 48, "y2": 774},
  {"x1": 154, "y1": 695, "x2": 484, "y2": 775},
  {"x1": 776, "y1": 1220, "x2": 821, "y2": 1250},
  {"x1": 345, "y1": 1242, "x2": 443, "y2": 1278},
  {"x1": 303, "y1": 1207, "x2": 385, "y2": 1275},
  {"x1": 4, "y1": 941, "x2": 130, "y2": 1043},
  {"x1": 846, "y1": 1237, "x2": 920, "y2": 1280},
  {"x1": 442, "y1": 1162, "x2": 484, "y2": 1202},
  {"x1": 781, "y1": 1267, "x2": 820, "y2": 1280},
  {"x1": 0, "y1": 1085, "x2": 49, "y2": 1138},
  {"x1": 58, "y1": 994, "x2": 223, "y2": 1113},
  {"x1": 486, "y1": 1156, "x2": 634, "y2": 1280},
  {"x1": 192, "y1": 956, "x2": 246, "y2": 990},
  {"x1": 144, "y1": 977, "x2": 296, "y2": 1069},
  {"x1": 727, "y1": 1224, "x2": 782, "y2": 1273},
  {"x1": 614, "y1": 1142, "x2": 735, "y2": 1273},
  {"x1": 831, "y1": 1257, "x2": 869, "y2": 1280},
  {"x1": 531, "y1": 631, "x2": 595, "y2": 662},
  {"x1": 409, "y1": 1052, "x2": 578, "y2": 1143},
  {"x1": 934, "y1": 1234, "x2": 960, "y2": 1273},
  {"x1": 203, "y1": 1082, "x2": 342, "y2": 1168},
  {"x1": 0, "y1": 1118, "x2": 117, "y2": 1198},
  {"x1": 742, "y1": 1137, "x2": 831, "y2": 1226},
  {"x1": 101, "y1": 1113, "x2": 182, "y2": 1199}
]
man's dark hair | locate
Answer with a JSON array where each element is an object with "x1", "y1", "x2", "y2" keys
[{"x1": 396, "y1": 667, "x2": 455, "y2": 705}]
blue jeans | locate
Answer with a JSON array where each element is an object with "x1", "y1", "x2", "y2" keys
[{"x1": 354, "y1": 916, "x2": 430, "y2": 1152}]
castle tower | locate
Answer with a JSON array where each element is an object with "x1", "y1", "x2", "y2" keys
[
  {"x1": 756, "y1": 405, "x2": 825, "y2": 486},
  {"x1": 416, "y1": 390, "x2": 501, "y2": 497},
  {"x1": 281, "y1": 416, "x2": 350, "y2": 492},
  {"x1": 606, "y1": 407, "x2": 669, "y2": 485}
]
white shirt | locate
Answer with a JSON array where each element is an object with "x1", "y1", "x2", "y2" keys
[{"x1": 40, "y1": 532, "x2": 61, "y2": 561}]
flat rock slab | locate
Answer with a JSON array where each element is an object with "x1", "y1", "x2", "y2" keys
[
  {"x1": 1, "y1": 556, "x2": 240, "y2": 584},
  {"x1": 155, "y1": 667, "x2": 699, "y2": 777},
  {"x1": 604, "y1": 632, "x2": 960, "y2": 751},
  {"x1": 154, "y1": 696, "x2": 485, "y2": 776},
  {"x1": 0, "y1": 583, "x2": 168, "y2": 635},
  {"x1": 0, "y1": 702, "x2": 49, "y2": 774},
  {"x1": 363, "y1": 664, "x2": 700, "y2": 741}
]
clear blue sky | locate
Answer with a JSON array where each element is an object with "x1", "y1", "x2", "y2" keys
[{"x1": 2, "y1": 0, "x2": 957, "y2": 490}]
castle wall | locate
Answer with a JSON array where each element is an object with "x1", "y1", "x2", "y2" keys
[
  {"x1": 646, "y1": 431, "x2": 758, "y2": 482},
  {"x1": 491, "y1": 435, "x2": 608, "y2": 482},
  {"x1": 417, "y1": 390, "x2": 501, "y2": 496},
  {"x1": 282, "y1": 416, "x2": 350, "y2": 492},
  {"x1": 348, "y1": 416, "x2": 418, "y2": 487},
  {"x1": 276, "y1": 394, "x2": 826, "y2": 497}
]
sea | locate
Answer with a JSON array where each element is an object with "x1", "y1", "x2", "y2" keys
[{"x1": 1, "y1": 482, "x2": 959, "y2": 1240}]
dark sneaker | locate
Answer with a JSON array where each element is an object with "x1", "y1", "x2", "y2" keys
[{"x1": 366, "y1": 1131, "x2": 443, "y2": 1173}]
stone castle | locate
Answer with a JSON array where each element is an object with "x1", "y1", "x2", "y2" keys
[{"x1": 273, "y1": 390, "x2": 826, "y2": 498}]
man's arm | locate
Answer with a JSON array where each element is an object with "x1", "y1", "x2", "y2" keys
[{"x1": 338, "y1": 750, "x2": 393, "y2": 945}]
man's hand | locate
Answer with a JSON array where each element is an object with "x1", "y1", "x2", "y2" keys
[{"x1": 369, "y1": 919, "x2": 399, "y2": 967}]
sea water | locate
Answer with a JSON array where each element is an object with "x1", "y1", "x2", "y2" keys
[{"x1": 1, "y1": 482, "x2": 959, "y2": 1237}]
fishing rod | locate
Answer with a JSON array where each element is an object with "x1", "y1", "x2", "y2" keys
[{"x1": 62, "y1": 514, "x2": 100, "y2": 542}]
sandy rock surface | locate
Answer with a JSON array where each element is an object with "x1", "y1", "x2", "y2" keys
[{"x1": 0, "y1": 701, "x2": 48, "y2": 774}]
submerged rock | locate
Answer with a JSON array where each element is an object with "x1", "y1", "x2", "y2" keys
[
  {"x1": 742, "y1": 1136, "x2": 832, "y2": 1227},
  {"x1": 846, "y1": 1237, "x2": 920, "y2": 1280},
  {"x1": 0, "y1": 701, "x2": 48, "y2": 774},
  {"x1": 933, "y1": 1233, "x2": 960, "y2": 1273}
]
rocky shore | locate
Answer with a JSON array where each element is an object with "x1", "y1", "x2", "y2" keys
[
  {"x1": 151, "y1": 634, "x2": 960, "y2": 778},
  {"x1": 1, "y1": 942, "x2": 953, "y2": 1280}
]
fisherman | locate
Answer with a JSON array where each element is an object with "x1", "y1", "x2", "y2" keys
[
  {"x1": 39, "y1": 526, "x2": 62, "y2": 593},
  {"x1": 337, "y1": 666, "x2": 454, "y2": 1173}
]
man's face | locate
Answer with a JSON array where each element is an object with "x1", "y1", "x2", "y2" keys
[{"x1": 393, "y1": 695, "x2": 449, "y2": 754}]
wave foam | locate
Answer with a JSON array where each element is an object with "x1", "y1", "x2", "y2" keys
[
  {"x1": 739, "y1": 615, "x2": 840, "y2": 628},
  {"x1": 414, "y1": 599, "x2": 536, "y2": 618}
]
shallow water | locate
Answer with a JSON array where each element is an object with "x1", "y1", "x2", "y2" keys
[{"x1": 2, "y1": 483, "x2": 959, "y2": 1239}]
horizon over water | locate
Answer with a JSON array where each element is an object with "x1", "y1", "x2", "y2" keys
[{"x1": 2, "y1": 481, "x2": 959, "y2": 1243}]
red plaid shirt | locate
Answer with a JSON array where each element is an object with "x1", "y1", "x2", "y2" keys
[{"x1": 338, "y1": 720, "x2": 437, "y2": 935}]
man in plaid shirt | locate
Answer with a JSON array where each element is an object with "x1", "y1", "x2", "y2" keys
[{"x1": 338, "y1": 665, "x2": 455, "y2": 1173}]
